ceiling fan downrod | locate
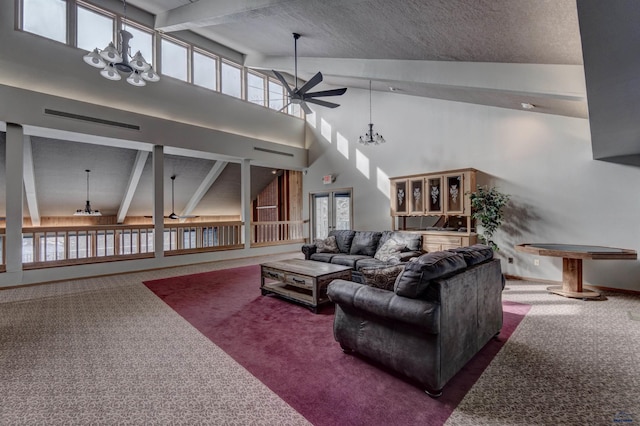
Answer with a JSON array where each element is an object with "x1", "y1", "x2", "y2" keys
[{"x1": 293, "y1": 33, "x2": 300, "y2": 90}]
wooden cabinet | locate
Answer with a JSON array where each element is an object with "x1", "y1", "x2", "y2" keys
[{"x1": 390, "y1": 168, "x2": 480, "y2": 251}]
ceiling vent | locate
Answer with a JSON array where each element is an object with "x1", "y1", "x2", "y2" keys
[
  {"x1": 44, "y1": 108, "x2": 140, "y2": 130},
  {"x1": 254, "y1": 147, "x2": 294, "y2": 157}
]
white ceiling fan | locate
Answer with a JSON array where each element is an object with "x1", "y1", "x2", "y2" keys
[{"x1": 272, "y1": 33, "x2": 347, "y2": 115}]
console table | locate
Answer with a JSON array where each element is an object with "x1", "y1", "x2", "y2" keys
[
  {"x1": 515, "y1": 243, "x2": 637, "y2": 299},
  {"x1": 260, "y1": 259, "x2": 352, "y2": 313}
]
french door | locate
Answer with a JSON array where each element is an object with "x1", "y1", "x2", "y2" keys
[{"x1": 310, "y1": 189, "x2": 352, "y2": 240}]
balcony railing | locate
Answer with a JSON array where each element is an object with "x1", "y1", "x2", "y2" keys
[
  {"x1": 0, "y1": 220, "x2": 301, "y2": 271},
  {"x1": 251, "y1": 220, "x2": 304, "y2": 247}
]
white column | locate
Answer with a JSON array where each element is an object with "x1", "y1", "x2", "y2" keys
[
  {"x1": 240, "y1": 159, "x2": 252, "y2": 248},
  {"x1": 152, "y1": 145, "x2": 164, "y2": 258},
  {"x1": 5, "y1": 124, "x2": 24, "y2": 272}
]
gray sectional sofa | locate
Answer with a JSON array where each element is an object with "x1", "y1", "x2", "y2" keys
[
  {"x1": 327, "y1": 245, "x2": 503, "y2": 397},
  {"x1": 301, "y1": 230, "x2": 423, "y2": 283}
]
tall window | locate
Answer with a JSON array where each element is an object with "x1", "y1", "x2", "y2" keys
[
  {"x1": 126, "y1": 24, "x2": 154, "y2": 66},
  {"x1": 22, "y1": 0, "x2": 67, "y2": 43},
  {"x1": 247, "y1": 72, "x2": 266, "y2": 106},
  {"x1": 76, "y1": 5, "x2": 114, "y2": 52},
  {"x1": 161, "y1": 37, "x2": 188, "y2": 82},
  {"x1": 269, "y1": 80, "x2": 285, "y2": 111},
  {"x1": 193, "y1": 50, "x2": 217, "y2": 90},
  {"x1": 221, "y1": 61, "x2": 242, "y2": 99}
]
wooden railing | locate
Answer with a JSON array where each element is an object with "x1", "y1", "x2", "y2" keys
[
  {"x1": 251, "y1": 220, "x2": 305, "y2": 247},
  {"x1": 0, "y1": 220, "x2": 300, "y2": 271},
  {"x1": 164, "y1": 221, "x2": 243, "y2": 255}
]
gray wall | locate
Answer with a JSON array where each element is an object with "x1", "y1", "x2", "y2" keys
[{"x1": 304, "y1": 88, "x2": 640, "y2": 291}]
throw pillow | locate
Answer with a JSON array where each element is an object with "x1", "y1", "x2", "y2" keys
[
  {"x1": 315, "y1": 235, "x2": 339, "y2": 253},
  {"x1": 374, "y1": 238, "x2": 406, "y2": 262},
  {"x1": 361, "y1": 264, "x2": 405, "y2": 291}
]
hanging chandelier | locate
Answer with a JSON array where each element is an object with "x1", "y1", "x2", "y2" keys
[
  {"x1": 74, "y1": 170, "x2": 102, "y2": 216},
  {"x1": 358, "y1": 80, "x2": 386, "y2": 146},
  {"x1": 82, "y1": 0, "x2": 159, "y2": 86}
]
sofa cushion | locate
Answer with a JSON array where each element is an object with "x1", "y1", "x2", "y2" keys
[
  {"x1": 350, "y1": 231, "x2": 382, "y2": 256},
  {"x1": 374, "y1": 238, "x2": 406, "y2": 262},
  {"x1": 361, "y1": 264, "x2": 405, "y2": 291},
  {"x1": 330, "y1": 254, "x2": 371, "y2": 268},
  {"x1": 447, "y1": 244, "x2": 493, "y2": 266},
  {"x1": 394, "y1": 251, "x2": 467, "y2": 299},
  {"x1": 355, "y1": 257, "x2": 398, "y2": 270},
  {"x1": 329, "y1": 230, "x2": 356, "y2": 253},
  {"x1": 310, "y1": 252, "x2": 339, "y2": 263},
  {"x1": 314, "y1": 235, "x2": 339, "y2": 253}
]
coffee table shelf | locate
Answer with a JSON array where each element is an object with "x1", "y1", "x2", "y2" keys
[{"x1": 260, "y1": 259, "x2": 352, "y2": 313}]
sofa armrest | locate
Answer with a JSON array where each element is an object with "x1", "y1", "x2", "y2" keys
[
  {"x1": 328, "y1": 279, "x2": 439, "y2": 333},
  {"x1": 301, "y1": 244, "x2": 317, "y2": 260},
  {"x1": 396, "y1": 250, "x2": 422, "y2": 262}
]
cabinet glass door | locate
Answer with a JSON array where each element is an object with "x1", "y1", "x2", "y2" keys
[
  {"x1": 426, "y1": 177, "x2": 443, "y2": 214},
  {"x1": 444, "y1": 174, "x2": 464, "y2": 214},
  {"x1": 392, "y1": 180, "x2": 408, "y2": 215},
  {"x1": 409, "y1": 179, "x2": 424, "y2": 214}
]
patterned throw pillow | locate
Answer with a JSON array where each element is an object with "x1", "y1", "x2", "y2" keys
[
  {"x1": 374, "y1": 238, "x2": 406, "y2": 262},
  {"x1": 360, "y1": 264, "x2": 405, "y2": 291},
  {"x1": 315, "y1": 235, "x2": 339, "y2": 253}
]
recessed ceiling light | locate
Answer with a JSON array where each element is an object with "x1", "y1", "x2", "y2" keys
[{"x1": 521, "y1": 102, "x2": 535, "y2": 110}]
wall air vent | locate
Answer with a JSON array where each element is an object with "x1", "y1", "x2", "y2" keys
[
  {"x1": 254, "y1": 146, "x2": 294, "y2": 157},
  {"x1": 44, "y1": 109, "x2": 140, "y2": 130}
]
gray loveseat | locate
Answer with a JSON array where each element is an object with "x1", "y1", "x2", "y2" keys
[
  {"x1": 327, "y1": 245, "x2": 503, "y2": 397},
  {"x1": 301, "y1": 230, "x2": 423, "y2": 283}
]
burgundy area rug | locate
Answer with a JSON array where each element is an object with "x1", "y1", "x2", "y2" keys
[{"x1": 144, "y1": 265, "x2": 530, "y2": 426}]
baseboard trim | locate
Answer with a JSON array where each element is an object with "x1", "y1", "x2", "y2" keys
[{"x1": 503, "y1": 274, "x2": 640, "y2": 296}]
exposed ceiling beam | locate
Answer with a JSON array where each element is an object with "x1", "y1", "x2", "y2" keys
[
  {"x1": 179, "y1": 161, "x2": 228, "y2": 222},
  {"x1": 155, "y1": 0, "x2": 296, "y2": 32},
  {"x1": 22, "y1": 135, "x2": 40, "y2": 226},
  {"x1": 117, "y1": 151, "x2": 149, "y2": 224}
]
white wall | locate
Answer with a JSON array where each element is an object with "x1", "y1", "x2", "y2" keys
[{"x1": 304, "y1": 88, "x2": 640, "y2": 291}]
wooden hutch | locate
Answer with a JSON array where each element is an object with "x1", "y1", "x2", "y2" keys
[{"x1": 390, "y1": 168, "x2": 479, "y2": 252}]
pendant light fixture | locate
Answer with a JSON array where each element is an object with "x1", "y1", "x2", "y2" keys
[
  {"x1": 358, "y1": 80, "x2": 386, "y2": 146},
  {"x1": 74, "y1": 170, "x2": 101, "y2": 216},
  {"x1": 82, "y1": 0, "x2": 159, "y2": 86}
]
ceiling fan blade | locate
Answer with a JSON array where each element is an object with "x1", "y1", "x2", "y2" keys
[
  {"x1": 168, "y1": 212, "x2": 179, "y2": 220},
  {"x1": 279, "y1": 101, "x2": 292, "y2": 112},
  {"x1": 303, "y1": 87, "x2": 347, "y2": 98},
  {"x1": 272, "y1": 70, "x2": 295, "y2": 96},
  {"x1": 296, "y1": 72, "x2": 323, "y2": 95},
  {"x1": 304, "y1": 98, "x2": 341, "y2": 109},
  {"x1": 300, "y1": 101, "x2": 313, "y2": 115}
]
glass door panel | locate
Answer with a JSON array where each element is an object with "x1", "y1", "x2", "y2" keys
[{"x1": 311, "y1": 189, "x2": 352, "y2": 240}]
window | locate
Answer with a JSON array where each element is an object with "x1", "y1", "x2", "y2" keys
[
  {"x1": 161, "y1": 37, "x2": 188, "y2": 81},
  {"x1": 193, "y1": 50, "x2": 217, "y2": 90},
  {"x1": 247, "y1": 72, "x2": 266, "y2": 106},
  {"x1": 77, "y1": 5, "x2": 114, "y2": 52},
  {"x1": 288, "y1": 103, "x2": 302, "y2": 118},
  {"x1": 126, "y1": 24, "x2": 154, "y2": 66},
  {"x1": 22, "y1": 0, "x2": 67, "y2": 43},
  {"x1": 221, "y1": 61, "x2": 242, "y2": 98},
  {"x1": 269, "y1": 80, "x2": 285, "y2": 111}
]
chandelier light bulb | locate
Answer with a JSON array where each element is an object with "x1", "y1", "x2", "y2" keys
[{"x1": 100, "y1": 63, "x2": 122, "y2": 81}]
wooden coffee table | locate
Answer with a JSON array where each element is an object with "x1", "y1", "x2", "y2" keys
[{"x1": 260, "y1": 259, "x2": 352, "y2": 313}]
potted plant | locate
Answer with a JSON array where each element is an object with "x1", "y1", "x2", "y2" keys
[{"x1": 468, "y1": 185, "x2": 510, "y2": 251}]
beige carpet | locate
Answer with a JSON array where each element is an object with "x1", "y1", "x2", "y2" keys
[
  {"x1": 0, "y1": 254, "x2": 310, "y2": 425},
  {"x1": 446, "y1": 280, "x2": 640, "y2": 426},
  {"x1": 1, "y1": 256, "x2": 639, "y2": 425}
]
